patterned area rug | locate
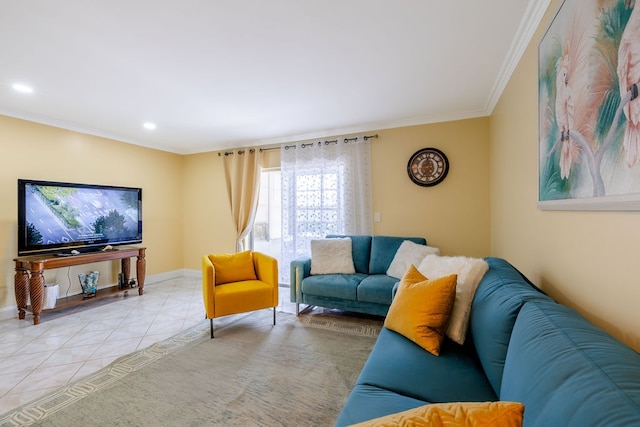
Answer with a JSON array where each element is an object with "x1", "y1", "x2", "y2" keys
[
  {"x1": 297, "y1": 307, "x2": 383, "y2": 338},
  {"x1": 0, "y1": 310, "x2": 382, "y2": 426}
]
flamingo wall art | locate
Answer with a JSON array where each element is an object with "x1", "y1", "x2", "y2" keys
[{"x1": 539, "y1": 0, "x2": 640, "y2": 210}]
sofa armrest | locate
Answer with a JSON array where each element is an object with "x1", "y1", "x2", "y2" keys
[
  {"x1": 391, "y1": 280, "x2": 401, "y2": 300},
  {"x1": 290, "y1": 256, "x2": 311, "y2": 303}
]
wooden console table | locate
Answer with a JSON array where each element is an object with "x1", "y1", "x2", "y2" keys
[{"x1": 14, "y1": 246, "x2": 146, "y2": 325}]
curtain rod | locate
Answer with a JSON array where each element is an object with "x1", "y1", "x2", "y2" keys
[
  {"x1": 282, "y1": 134, "x2": 379, "y2": 151},
  {"x1": 217, "y1": 148, "x2": 256, "y2": 157},
  {"x1": 218, "y1": 134, "x2": 379, "y2": 155}
]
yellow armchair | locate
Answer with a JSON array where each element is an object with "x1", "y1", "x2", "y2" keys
[{"x1": 202, "y1": 251, "x2": 278, "y2": 338}]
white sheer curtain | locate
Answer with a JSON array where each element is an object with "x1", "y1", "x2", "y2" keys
[{"x1": 280, "y1": 138, "x2": 373, "y2": 284}]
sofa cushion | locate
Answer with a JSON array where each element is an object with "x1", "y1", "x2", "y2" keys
[
  {"x1": 500, "y1": 299, "x2": 640, "y2": 426},
  {"x1": 301, "y1": 294, "x2": 391, "y2": 317},
  {"x1": 469, "y1": 257, "x2": 549, "y2": 396},
  {"x1": 334, "y1": 384, "x2": 428, "y2": 427},
  {"x1": 386, "y1": 240, "x2": 440, "y2": 279},
  {"x1": 300, "y1": 273, "x2": 366, "y2": 300},
  {"x1": 326, "y1": 234, "x2": 372, "y2": 274},
  {"x1": 310, "y1": 238, "x2": 355, "y2": 275},
  {"x1": 356, "y1": 327, "x2": 497, "y2": 404},
  {"x1": 349, "y1": 401, "x2": 524, "y2": 427},
  {"x1": 384, "y1": 265, "x2": 457, "y2": 356},
  {"x1": 357, "y1": 274, "x2": 398, "y2": 305},
  {"x1": 369, "y1": 236, "x2": 426, "y2": 274},
  {"x1": 417, "y1": 254, "x2": 489, "y2": 345}
]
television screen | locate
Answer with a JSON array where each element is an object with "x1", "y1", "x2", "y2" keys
[{"x1": 18, "y1": 179, "x2": 142, "y2": 255}]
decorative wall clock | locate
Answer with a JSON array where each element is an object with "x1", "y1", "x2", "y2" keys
[{"x1": 407, "y1": 148, "x2": 449, "y2": 187}]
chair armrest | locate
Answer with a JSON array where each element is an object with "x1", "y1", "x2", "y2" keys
[
  {"x1": 202, "y1": 255, "x2": 216, "y2": 319},
  {"x1": 253, "y1": 252, "x2": 279, "y2": 307},
  {"x1": 290, "y1": 257, "x2": 311, "y2": 303},
  {"x1": 253, "y1": 252, "x2": 278, "y2": 288}
]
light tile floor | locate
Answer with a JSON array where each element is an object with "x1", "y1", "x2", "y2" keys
[{"x1": 0, "y1": 276, "x2": 294, "y2": 416}]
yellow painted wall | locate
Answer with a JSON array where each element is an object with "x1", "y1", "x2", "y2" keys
[
  {"x1": 371, "y1": 120, "x2": 490, "y2": 256},
  {"x1": 0, "y1": 115, "x2": 184, "y2": 312},
  {"x1": 182, "y1": 151, "x2": 236, "y2": 268},
  {"x1": 490, "y1": 0, "x2": 640, "y2": 350}
]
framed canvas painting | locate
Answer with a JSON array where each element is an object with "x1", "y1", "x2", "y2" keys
[{"x1": 538, "y1": 0, "x2": 640, "y2": 210}]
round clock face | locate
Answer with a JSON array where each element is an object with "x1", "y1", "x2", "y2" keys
[{"x1": 407, "y1": 148, "x2": 449, "y2": 187}]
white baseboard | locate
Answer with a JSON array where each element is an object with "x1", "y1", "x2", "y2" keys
[
  {"x1": 0, "y1": 269, "x2": 201, "y2": 322},
  {"x1": 144, "y1": 269, "x2": 198, "y2": 284},
  {"x1": 181, "y1": 269, "x2": 201, "y2": 279}
]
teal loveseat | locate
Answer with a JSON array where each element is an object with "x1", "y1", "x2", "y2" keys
[
  {"x1": 290, "y1": 235, "x2": 426, "y2": 316},
  {"x1": 336, "y1": 257, "x2": 640, "y2": 426}
]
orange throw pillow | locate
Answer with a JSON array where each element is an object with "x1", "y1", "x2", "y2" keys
[
  {"x1": 384, "y1": 265, "x2": 457, "y2": 356},
  {"x1": 349, "y1": 401, "x2": 524, "y2": 427}
]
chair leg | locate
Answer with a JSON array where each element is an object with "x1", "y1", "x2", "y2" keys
[
  {"x1": 273, "y1": 307, "x2": 276, "y2": 325},
  {"x1": 210, "y1": 318, "x2": 214, "y2": 339}
]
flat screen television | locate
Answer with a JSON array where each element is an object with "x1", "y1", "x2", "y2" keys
[{"x1": 18, "y1": 179, "x2": 142, "y2": 256}]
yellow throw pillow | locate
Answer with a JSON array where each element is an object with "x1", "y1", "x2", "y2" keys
[
  {"x1": 349, "y1": 401, "x2": 524, "y2": 427},
  {"x1": 384, "y1": 265, "x2": 457, "y2": 356},
  {"x1": 209, "y1": 251, "x2": 257, "y2": 285}
]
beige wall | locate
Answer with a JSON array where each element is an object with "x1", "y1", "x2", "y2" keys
[
  {"x1": 182, "y1": 151, "x2": 236, "y2": 269},
  {"x1": 371, "y1": 120, "x2": 490, "y2": 257},
  {"x1": 0, "y1": 116, "x2": 184, "y2": 312},
  {"x1": 490, "y1": 0, "x2": 640, "y2": 350}
]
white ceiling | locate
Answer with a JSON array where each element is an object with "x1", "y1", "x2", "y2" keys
[{"x1": 0, "y1": 1, "x2": 549, "y2": 154}]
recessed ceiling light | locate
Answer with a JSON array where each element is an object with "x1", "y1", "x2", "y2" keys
[
  {"x1": 143, "y1": 122, "x2": 157, "y2": 130},
  {"x1": 12, "y1": 83, "x2": 34, "y2": 94}
]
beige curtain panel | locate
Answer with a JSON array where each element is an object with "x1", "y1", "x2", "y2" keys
[{"x1": 223, "y1": 148, "x2": 263, "y2": 252}]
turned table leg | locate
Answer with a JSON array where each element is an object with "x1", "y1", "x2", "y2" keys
[
  {"x1": 28, "y1": 261, "x2": 45, "y2": 325},
  {"x1": 137, "y1": 248, "x2": 146, "y2": 295},
  {"x1": 14, "y1": 263, "x2": 29, "y2": 320},
  {"x1": 121, "y1": 258, "x2": 130, "y2": 285}
]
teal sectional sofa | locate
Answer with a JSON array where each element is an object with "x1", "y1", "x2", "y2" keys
[
  {"x1": 335, "y1": 257, "x2": 640, "y2": 426},
  {"x1": 290, "y1": 235, "x2": 426, "y2": 316}
]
